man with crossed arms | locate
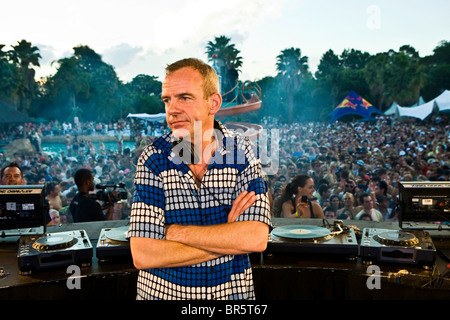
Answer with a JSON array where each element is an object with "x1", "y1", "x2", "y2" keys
[{"x1": 127, "y1": 58, "x2": 271, "y2": 300}]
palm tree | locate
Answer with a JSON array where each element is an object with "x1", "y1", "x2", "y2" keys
[
  {"x1": 364, "y1": 53, "x2": 388, "y2": 110},
  {"x1": 276, "y1": 47, "x2": 309, "y2": 122},
  {"x1": 205, "y1": 35, "x2": 243, "y2": 97},
  {"x1": 9, "y1": 40, "x2": 41, "y2": 112}
]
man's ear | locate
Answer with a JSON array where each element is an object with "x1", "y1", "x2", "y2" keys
[{"x1": 209, "y1": 93, "x2": 222, "y2": 115}]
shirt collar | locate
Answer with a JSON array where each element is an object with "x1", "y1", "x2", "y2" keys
[{"x1": 164, "y1": 120, "x2": 232, "y2": 164}]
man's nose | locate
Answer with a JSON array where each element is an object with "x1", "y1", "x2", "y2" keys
[{"x1": 166, "y1": 99, "x2": 182, "y2": 115}]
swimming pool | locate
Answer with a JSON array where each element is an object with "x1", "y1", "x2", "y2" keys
[{"x1": 41, "y1": 141, "x2": 136, "y2": 157}]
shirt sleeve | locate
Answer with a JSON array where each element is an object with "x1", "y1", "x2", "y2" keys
[
  {"x1": 126, "y1": 146, "x2": 166, "y2": 240},
  {"x1": 234, "y1": 136, "x2": 272, "y2": 229}
]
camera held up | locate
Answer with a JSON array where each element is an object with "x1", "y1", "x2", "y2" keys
[{"x1": 96, "y1": 183, "x2": 128, "y2": 204}]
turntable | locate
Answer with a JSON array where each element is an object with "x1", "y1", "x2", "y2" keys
[
  {"x1": 96, "y1": 226, "x2": 131, "y2": 262},
  {"x1": 359, "y1": 181, "x2": 448, "y2": 269},
  {"x1": 17, "y1": 229, "x2": 93, "y2": 275},
  {"x1": 360, "y1": 228, "x2": 436, "y2": 269},
  {"x1": 267, "y1": 220, "x2": 359, "y2": 259}
]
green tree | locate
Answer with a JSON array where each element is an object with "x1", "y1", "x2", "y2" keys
[
  {"x1": 316, "y1": 49, "x2": 372, "y2": 115},
  {"x1": 340, "y1": 49, "x2": 370, "y2": 70},
  {"x1": 0, "y1": 45, "x2": 22, "y2": 105},
  {"x1": 315, "y1": 49, "x2": 343, "y2": 110},
  {"x1": 421, "y1": 40, "x2": 450, "y2": 100},
  {"x1": 8, "y1": 40, "x2": 41, "y2": 113},
  {"x1": 125, "y1": 74, "x2": 163, "y2": 114},
  {"x1": 387, "y1": 49, "x2": 423, "y2": 107},
  {"x1": 364, "y1": 52, "x2": 390, "y2": 109},
  {"x1": 365, "y1": 47, "x2": 425, "y2": 110},
  {"x1": 276, "y1": 47, "x2": 309, "y2": 122},
  {"x1": 42, "y1": 45, "x2": 123, "y2": 122},
  {"x1": 256, "y1": 76, "x2": 283, "y2": 119},
  {"x1": 205, "y1": 35, "x2": 243, "y2": 99},
  {"x1": 35, "y1": 56, "x2": 86, "y2": 121}
]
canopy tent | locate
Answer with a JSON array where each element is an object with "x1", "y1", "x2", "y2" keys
[
  {"x1": 434, "y1": 90, "x2": 450, "y2": 112},
  {"x1": 396, "y1": 100, "x2": 435, "y2": 120},
  {"x1": 385, "y1": 96, "x2": 425, "y2": 116},
  {"x1": 387, "y1": 90, "x2": 450, "y2": 120},
  {"x1": 384, "y1": 102, "x2": 399, "y2": 116},
  {"x1": 0, "y1": 100, "x2": 32, "y2": 123},
  {"x1": 126, "y1": 113, "x2": 166, "y2": 123},
  {"x1": 327, "y1": 91, "x2": 383, "y2": 123}
]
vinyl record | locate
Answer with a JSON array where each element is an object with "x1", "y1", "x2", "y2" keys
[
  {"x1": 33, "y1": 234, "x2": 77, "y2": 250},
  {"x1": 374, "y1": 230, "x2": 419, "y2": 246},
  {"x1": 105, "y1": 226, "x2": 129, "y2": 242},
  {"x1": 272, "y1": 225, "x2": 331, "y2": 240}
]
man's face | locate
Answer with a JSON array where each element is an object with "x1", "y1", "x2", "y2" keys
[
  {"x1": 2, "y1": 167, "x2": 24, "y2": 185},
  {"x1": 51, "y1": 185, "x2": 61, "y2": 196},
  {"x1": 363, "y1": 196, "x2": 374, "y2": 210},
  {"x1": 374, "y1": 184, "x2": 382, "y2": 195},
  {"x1": 87, "y1": 175, "x2": 95, "y2": 192},
  {"x1": 345, "y1": 180, "x2": 356, "y2": 192},
  {"x1": 342, "y1": 194, "x2": 353, "y2": 206},
  {"x1": 313, "y1": 161, "x2": 323, "y2": 172},
  {"x1": 162, "y1": 67, "x2": 220, "y2": 140}
]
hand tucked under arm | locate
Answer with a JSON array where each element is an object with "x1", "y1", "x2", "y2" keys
[
  {"x1": 227, "y1": 190, "x2": 257, "y2": 222},
  {"x1": 131, "y1": 190, "x2": 268, "y2": 270},
  {"x1": 165, "y1": 220, "x2": 269, "y2": 255},
  {"x1": 165, "y1": 190, "x2": 268, "y2": 255}
]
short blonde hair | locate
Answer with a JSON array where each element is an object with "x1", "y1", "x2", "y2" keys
[{"x1": 165, "y1": 58, "x2": 220, "y2": 98}]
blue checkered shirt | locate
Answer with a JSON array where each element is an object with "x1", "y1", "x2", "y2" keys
[{"x1": 127, "y1": 121, "x2": 271, "y2": 300}]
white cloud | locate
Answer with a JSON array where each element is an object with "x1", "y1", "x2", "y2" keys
[
  {"x1": 102, "y1": 44, "x2": 144, "y2": 68},
  {"x1": 3, "y1": 0, "x2": 450, "y2": 82}
]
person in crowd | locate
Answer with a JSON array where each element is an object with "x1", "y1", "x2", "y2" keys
[
  {"x1": 353, "y1": 190, "x2": 366, "y2": 213},
  {"x1": 1, "y1": 162, "x2": 25, "y2": 185},
  {"x1": 337, "y1": 192, "x2": 357, "y2": 220},
  {"x1": 45, "y1": 181, "x2": 63, "y2": 212},
  {"x1": 126, "y1": 58, "x2": 271, "y2": 300},
  {"x1": 116, "y1": 126, "x2": 124, "y2": 154},
  {"x1": 329, "y1": 194, "x2": 342, "y2": 212},
  {"x1": 324, "y1": 206, "x2": 337, "y2": 219},
  {"x1": 60, "y1": 190, "x2": 76, "y2": 224},
  {"x1": 343, "y1": 178, "x2": 357, "y2": 196},
  {"x1": 69, "y1": 168, "x2": 114, "y2": 222},
  {"x1": 308, "y1": 157, "x2": 326, "y2": 187},
  {"x1": 376, "y1": 194, "x2": 394, "y2": 220},
  {"x1": 275, "y1": 174, "x2": 324, "y2": 219},
  {"x1": 317, "y1": 183, "x2": 332, "y2": 208},
  {"x1": 358, "y1": 213, "x2": 373, "y2": 221},
  {"x1": 355, "y1": 193, "x2": 384, "y2": 222},
  {"x1": 47, "y1": 209, "x2": 61, "y2": 225},
  {"x1": 65, "y1": 134, "x2": 72, "y2": 156},
  {"x1": 372, "y1": 180, "x2": 394, "y2": 210}
]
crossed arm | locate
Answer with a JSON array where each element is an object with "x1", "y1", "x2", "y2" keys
[{"x1": 130, "y1": 191, "x2": 270, "y2": 270}]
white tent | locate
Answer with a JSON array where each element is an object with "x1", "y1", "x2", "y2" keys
[
  {"x1": 387, "y1": 90, "x2": 450, "y2": 120},
  {"x1": 396, "y1": 100, "x2": 435, "y2": 120},
  {"x1": 126, "y1": 113, "x2": 166, "y2": 123},
  {"x1": 434, "y1": 90, "x2": 450, "y2": 112},
  {"x1": 385, "y1": 102, "x2": 399, "y2": 115}
]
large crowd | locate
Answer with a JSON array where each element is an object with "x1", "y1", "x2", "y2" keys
[
  {"x1": 263, "y1": 114, "x2": 449, "y2": 221},
  {"x1": 0, "y1": 113, "x2": 448, "y2": 225}
]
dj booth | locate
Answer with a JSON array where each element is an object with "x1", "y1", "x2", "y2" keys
[
  {"x1": 0, "y1": 182, "x2": 450, "y2": 300},
  {"x1": 1, "y1": 218, "x2": 450, "y2": 300}
]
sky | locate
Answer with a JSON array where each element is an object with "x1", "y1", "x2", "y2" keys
[{"x1": 2, "y1": 0, "x2": 449, "y2": 83}]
